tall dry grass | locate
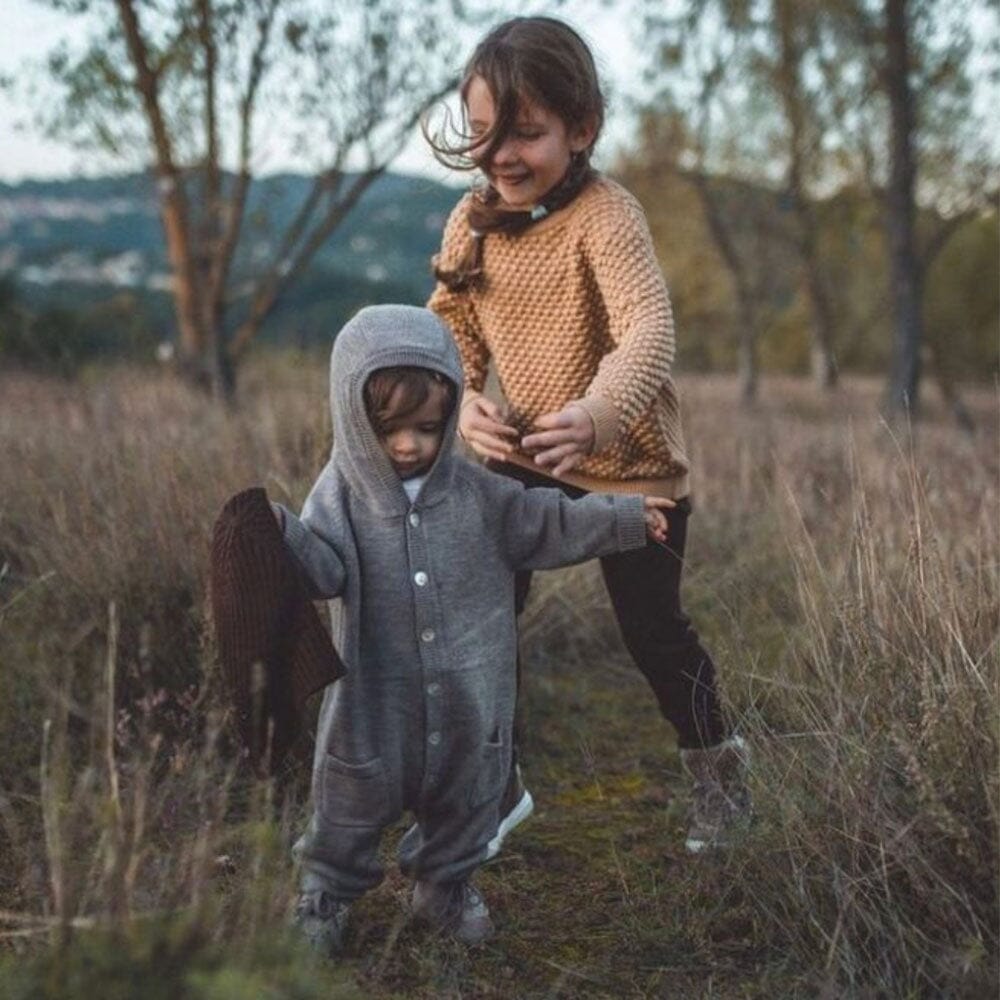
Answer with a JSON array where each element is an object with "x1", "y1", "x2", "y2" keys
[
  {"x1": 0, "y1": 359, "x2": 996, "y2": 997},
  {"x1": 679, "y1": 377, "x2": 998, "y2": 996},
  {"x1": 0, "y1": 360, "x2": 349, "y2": 996}
]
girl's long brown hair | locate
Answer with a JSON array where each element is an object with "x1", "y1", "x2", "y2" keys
[{"x1": 425, "y1": 17, "x2": 606, "y2": 291}]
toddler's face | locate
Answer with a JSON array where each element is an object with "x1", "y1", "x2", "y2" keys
[
  {"x1": 466, "y1": 74, "x2": 590, "y2": 210},
  {"x1": 376, "y1": 388, "x2": 447, "y2": 481}
]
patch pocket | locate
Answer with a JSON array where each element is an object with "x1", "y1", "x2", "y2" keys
[
  {"x1": 468, "y1": 730, "x2": 507, "y2": 810},
  {"x1": 319, "y1": 753, "x2": 389, "y2": 828}
]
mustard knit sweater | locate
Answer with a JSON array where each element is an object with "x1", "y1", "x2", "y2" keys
[{"x1": 427, "y1": 176, "x2": 690, "y2": 499}]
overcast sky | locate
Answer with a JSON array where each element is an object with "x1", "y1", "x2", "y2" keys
[
  {"x1": 2, "y1": 1, "x2": 995, "y2": 186},
  {"x1": 0, "y1": 1, "x2": 645, "y2": 186}
]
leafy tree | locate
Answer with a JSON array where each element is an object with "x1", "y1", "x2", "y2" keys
[
  {"x1": 923, "y1": 211, "x2": 999, "y2": 428},
  {"x1": 639, "y1": 0, "x2": 996, "y2": 414},
  {"x1": 805, "y1": 0, "x2": 995, "y2": 418},
  {"x1": 639, "y1": 0, "x2": 843, "y2": 399},
  {"x1": 23, "y1": 0, "x2": 478, "y2": 397}
]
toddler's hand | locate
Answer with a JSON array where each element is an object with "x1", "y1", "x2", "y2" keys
[
  {"x1": 458, "y1": 395, "x2": 519, "y2": 463},
  {"x1": 643, "y1": 496, "x2": 675, "y2": 544}
]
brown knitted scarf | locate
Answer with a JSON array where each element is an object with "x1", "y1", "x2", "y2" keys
[
  {"x1": 209, "y1": 487, "x2": 343, "y2": 774},
  {"x1": 434, "y1": 156, "x2": 595, "y2": 292}
]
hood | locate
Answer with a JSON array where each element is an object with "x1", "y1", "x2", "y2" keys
[{"x1": 329, "y1": 304, "x2": 464, "y2": 514}]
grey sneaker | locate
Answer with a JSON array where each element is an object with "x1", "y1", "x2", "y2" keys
[
  {"x1": 411, "y1": 880, "x2": 495, "y2": 945},
  {"x1": 486, "y1": 762, "x2": 534, "y2": 859},
  {"x1": 293, "y1": 890, "x2": 351, "y2": 957},
  {"x1": 680, "y1": 735, "x2": 753, "y2": 853}
]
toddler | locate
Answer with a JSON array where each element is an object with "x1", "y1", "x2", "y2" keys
[{"x1": 276, "y1": 304, "x2": 672, "y2": 953}]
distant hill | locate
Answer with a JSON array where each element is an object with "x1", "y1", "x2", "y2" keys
[
  {"x1": 0, "y1": 170, "x2": 462, "y2": 349},
  {"x1": 3, "y1": 168, "x2": 994, "y2": 381}
]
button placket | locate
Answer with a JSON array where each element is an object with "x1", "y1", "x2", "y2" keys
[{"x1": 405, "y1": 513, "x2": 441, "y2": 740}]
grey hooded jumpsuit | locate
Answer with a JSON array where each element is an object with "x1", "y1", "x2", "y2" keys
[{"x1": 278, "y1": 304, "x2": 648, "y2": 900}]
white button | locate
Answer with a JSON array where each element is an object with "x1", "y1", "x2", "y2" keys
[
  {"x1": 426, "y1": 682, "x2": 441, "y2": 696},
  {"x1": 409, "y1": 512, "x2": 420, "y2": 527},
  {"x1": 414, "y1": 571, "x2": 428, "y2": 587},
  {"x1": 421, "y1": 628, "x2": 435, "y2": 643},
  {"x1": 428, "y1": 732, "x2": 441, "y2": 746}
]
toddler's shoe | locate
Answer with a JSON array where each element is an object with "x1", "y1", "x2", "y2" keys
[
  {"x1": 680, "y1": 734, "x2": 753, "y2": 853},
  {"x1": 486, "y1": 762, "x2": 534, "y2": 859},
  {"x1": 293, "y1": 889, "x2": 351, "y2": 957},
  {"x1": 411, "y1": 879, "x2": 495, "y2": 945}
]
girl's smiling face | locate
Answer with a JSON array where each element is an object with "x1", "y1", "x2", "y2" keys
[{"x1": 466, "y1": 74, "x2": 594, "y2": 210}]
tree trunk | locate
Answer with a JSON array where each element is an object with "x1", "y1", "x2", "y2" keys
[
  {"x1": 930, "y1": 349, "x2": 975, "y2": 434},
  {"x1": 803, "y1": 256, "x2": 838, "y2": 388},
  {"x1": 690, "y1": 171, "x2": 760, "y2": 404},
  {"x1": 115, "y1": 0, "x2": 207, "y2": 382},
  {"x1": 209, "y1": 325, "x2": 236, "y2": 402},
  {"x1": 737, "y1": 299, "x2": 759, "y2": 405},
  {"x1": 775, "y1": 0, "x2": 839, "y2": 391},
  {"x1": 156, "y1": 170, "x2": 206, "y2": 375},
  {"x1": 882, "y1": 0, "x2": 923, "y2": 419},
  {"x1": 196, "y1": 0, "x2": 234, "y2": 402}
]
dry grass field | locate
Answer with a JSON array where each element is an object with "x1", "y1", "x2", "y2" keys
[{"x1": 0, "y1": 357, "x2": 996, "y2": 998}]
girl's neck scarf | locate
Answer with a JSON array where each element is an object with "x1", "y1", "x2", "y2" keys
[{"x1": 434, "y1": 154, "x2": 595, "y2": 292}]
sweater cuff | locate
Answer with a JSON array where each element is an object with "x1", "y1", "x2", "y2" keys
[
  {"x1": 613, "y1": 494, "x2": 647, "y2": 552},
  {"x1": 573, "y1": 395, "x2": 619, "y2": 453},
  {"x1": 276, "y1": 503, "x2": 311, "y2": 555},
  {"x1": 269, "y1": 502, "x2": 286, "y2": 533}
]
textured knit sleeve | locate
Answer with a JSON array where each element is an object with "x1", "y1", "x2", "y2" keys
[
  {"x1": 573, "y1": 190, "x2": 677, "y2": 453},
  {"x1": 487, "y1": 472, "x2": 647, "y2": 572},
  {"x1": 273, "y1": 461, "x2": 348, "y2": 599},
  {"x1": 426, "y1": 196, "x2": 491, "y2": 399}
]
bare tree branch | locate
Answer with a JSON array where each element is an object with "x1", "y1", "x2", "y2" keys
[{"x1": 114, "y1": 0, "x2": 204, "y2": 365}]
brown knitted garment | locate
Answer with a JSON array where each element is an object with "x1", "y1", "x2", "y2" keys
[
  {"x1": 209, "y1": 487, "x2": 343, "y2": 773},
  {"x1": 428, "y1": 176, "x2": 690, "y2": 499}
]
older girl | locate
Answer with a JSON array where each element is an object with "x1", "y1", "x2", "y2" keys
[{"x1": 426, "y1": 15, "x2": 752, "y2": 855}]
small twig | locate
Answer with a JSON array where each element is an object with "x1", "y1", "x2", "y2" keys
[
  {"x1": 0, "y1": 569, "x2": 56, "y2": 618},
  {"x1": 106, "y1": 600, "x2": 122, "y2": 825},
  {"x1": 0, "y1": 905, "x2": 174, "y2": 930},
  {"x1": 0, "y1": 911, "x2": 96, "y2": 932},
  {"x1": 39, "y1": 718, "x2": 64, "y2": 927},
  {"x1": 539, "y1": 957, "x2": 602, "y2": 984}
]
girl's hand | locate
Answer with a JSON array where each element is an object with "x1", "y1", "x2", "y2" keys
[
  {"x1": 458, "y1": 395, "x2": 519, "y2": 463},
  {"x1": 521, "y1": 404, "x2": 595, "y2": 477},
  {"x1": 643, "y1": 496, "x2": 676, "y2": 544}
]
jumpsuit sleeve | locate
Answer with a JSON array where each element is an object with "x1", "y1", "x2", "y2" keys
[
  {"x1": 272, "y1": 461, "x2": 348, "y2": 599},
  {"x1": 491, "y1": 474, "x2": 648, "y2": 572}
]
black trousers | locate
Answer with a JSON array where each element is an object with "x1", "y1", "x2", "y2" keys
[{"x1": 495, "y1": 462, "x2": 728, "y2": 751}]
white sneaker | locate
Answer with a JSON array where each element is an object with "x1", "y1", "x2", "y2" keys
[
  {"x1": 486, "y1": 764, "x2": 534, "y2": 859},
  {"x1": 680, "y1": 735, "x2": 753, "y2": 854}
]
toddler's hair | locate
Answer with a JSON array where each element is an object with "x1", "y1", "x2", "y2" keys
[
  {"x1": 363, "y1": 366, "x2": 457, "y2": 436},
  {"x1": 426, "y1": 17, "x2": 606, "y2": 292}
]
